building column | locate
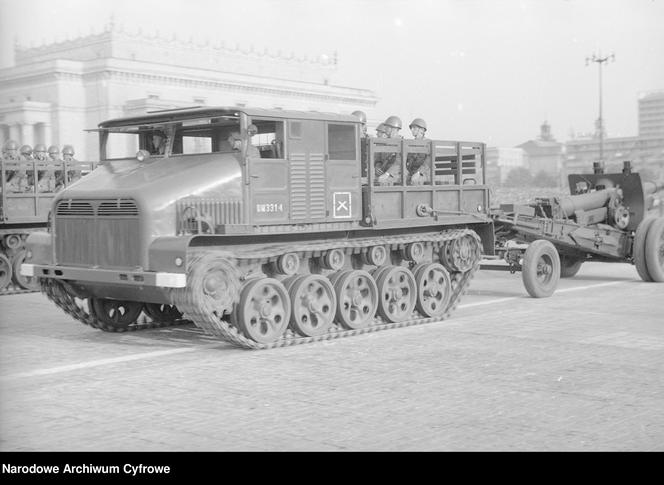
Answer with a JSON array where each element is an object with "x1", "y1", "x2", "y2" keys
[
  {"x1": 42, "y1": 123, "x2": 53, "y2": 146},
  {"x1": 20, "y1": 123, "x2": 35, "y2": 147},
  {"x1": 9, "y1": 123, "x2": 21, "y2": 142}
]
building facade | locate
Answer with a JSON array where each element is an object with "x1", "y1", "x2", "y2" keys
[
  {"x1": 485, "y1": 146, "x2": 525, "y2": 184},
  {"x1": 0, "y1": 21, "x2": 378, "y2": 160},
  {"x1": 639, "y1": 90, "x2": 664, "y2": 139},
  {"x1": 516, "y1": 121, "x2": 564, "y2": 181}
]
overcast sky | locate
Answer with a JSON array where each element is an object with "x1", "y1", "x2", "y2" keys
[{"x1": 1, "y1": 0, "x2": 663, "y2": 147}]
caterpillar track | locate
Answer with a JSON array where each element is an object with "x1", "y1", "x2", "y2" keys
[
  {"x1": 40, "y1": 279, "x2": 189, "y2": 332},
  {"x1": 172, "y1": 228, "x2": 482, "y2": 350},
  {"x1": 39, "y1": 229, "x2": 481, "y2": 348}
]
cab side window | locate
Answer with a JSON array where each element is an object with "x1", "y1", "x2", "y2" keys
[
  {"x1": 328, "y1": 123, "x2": 356, "y2": 160},
  {"x1": 250, "y1": 119, "x2": 285, "y2": 159}
]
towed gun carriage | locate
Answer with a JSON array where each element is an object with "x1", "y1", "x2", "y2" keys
[
  {"x1": 488, "y1": 161, "x2": 664, "y2": 297},
  {"x1": 23, "y1": 107, "x2": 494, "y2": 349}
]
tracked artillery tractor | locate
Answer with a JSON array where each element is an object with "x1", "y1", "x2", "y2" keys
[
  {"x1": 486, "y1": 161, "x2": 664, "y2": 298},
  {"x1": 22, "y1": 107, "x2": 495, "y2": 349}
]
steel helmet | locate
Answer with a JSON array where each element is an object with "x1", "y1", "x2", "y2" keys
[
  {"x1": 34, "y1": 144, "x2": 47, "y2": 153},
  {"x1": 409, "y1": 118, "x2": 427, "y2": 131},
  {"x1": 3, "y1": 140, "x2": 19, "y2": 151},
  {"x1": 48, "y1": 145, "x2": 59, "y2": 157},
  {"x1": 19, "y1": 144, "x2": 33, "y2": 156},
  {"x1": 351, "y1": 110, "x2": 367, "y2": 124},
  {"x1": 376, "y1": 123, "x2": 387, "y2": 134},
  {"x1": 384, "y1": 116, "x2": 402, "y2": 130},
  {"x1": 62, "y1": 145, "x2": 75, "y2": 156}
]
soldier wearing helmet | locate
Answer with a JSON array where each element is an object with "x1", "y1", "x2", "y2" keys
[
  {"x1": 2, "y1": 140, "x2": 20, "y2": 193},
  {"x1": 33, "y1": 145, "x2": 55, "y2": 192},
  {"x1": 62, "y1": 145, "x2": 82, "y2": 185},
  {"x1": 351, "y1": 110, "x2": 368, "y2": 138},
  {"x1": 375, "y1": 123, "x2": 388, "y2": 138},
  {"x1": 383, "y1": 115, "x2": 402, "y2": 139},
  {"x1": 375, "y1": 115, "x2": 403, "y2": 185},
  {"x1": 406, "y1": 118, "x2": 430, "y2": 185},
  {"x1": 2, "y1": 140, "x2": 20, "y2": 161},
  {"x1": 6, "y1": 144, "x2": 32, "y2": 192},
  {"x1": 47, "y1": 145, "x2": 60, "y2": 161}
]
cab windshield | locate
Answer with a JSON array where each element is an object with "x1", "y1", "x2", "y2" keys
[{"x1": 100, "y1": 116, "x2": 241, "y2": 160}]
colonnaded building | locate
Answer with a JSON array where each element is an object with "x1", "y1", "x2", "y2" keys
[{"x1": 0, "y1": 21, "x2": 378, "y2": 160}]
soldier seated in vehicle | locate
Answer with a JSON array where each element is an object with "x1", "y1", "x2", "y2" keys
[
  {"x1": 375, "y1": 116, "x2": 403, "y2": 186},
  {"x1": 405, "y1": 118, "x2": 431, "y2": 186},
  {"x1": 149, "y1": 132, "x2": 167, "y2": 155},
  {"x1": 62, "y1": 145, "x2": 82, "y2": 185},
  {"x1": 228, "y1": 131, "x2": 261, "y2": 158},
  {"x1": 33, "y1": 144, "x2": 56, "y2": 192}
]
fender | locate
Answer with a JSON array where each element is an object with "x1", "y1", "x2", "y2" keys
[{"x1": 147, "y1": 235, "x2": 197, "y2": 273}]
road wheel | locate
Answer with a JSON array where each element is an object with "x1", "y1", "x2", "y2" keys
[
  {"x1": 559, "y1": 254, "x2": 583, "y2": 278},
  {"x1": 644, "y1": 217, "x2": 664, "y2": 282},
  {"x1": 332, "y1": 269, "x2": 378, "y2": 329},
  {"x1": 376, "y1": 266, "x2": 417, "y2": 323},
  {"x1": 0, "y1": 254, "x2": 13, "y2": 289},
  {"x1": 287, "y1": 274, "x2": 336, "y2": 337},
  {"x1": 143, "y1": 303, "x2": 183, "y2": 323},
  {"x1": 91, "y1": 298, "x2": 144, "y2": 330},
  {"x1": 413, "y1": 263, "x2": 452, "y2": 318},
  {"x1": 11, "y1": 249, "x2": 41, "y2": 290},
  {"x1": 522, "y1": 240, "x2": 560, "y2": 298},
  {"x1": 633, "y1": 217, "x2": 656, "y2": 282},
  {"x1": 237, "y1": 278, "x2": 290, "y2": 344}
]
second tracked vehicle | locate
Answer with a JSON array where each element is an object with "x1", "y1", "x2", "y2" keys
[{"x1": 23, "y1": 107, "x2": 494, "y2": 349}]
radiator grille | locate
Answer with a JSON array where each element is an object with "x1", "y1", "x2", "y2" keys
[
  {"x1": 54, "y1": 199, "x2": 141, "y2": 268},
  {"x1": 55, "y1": 200, "x2": 94, "y2": 216},
  {"x1": 97, "y1": 199, "x2": 139, "y2": 216}
]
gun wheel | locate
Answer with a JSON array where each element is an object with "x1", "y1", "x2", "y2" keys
[
  {"x1": 644, "y1": 217, "x2": 664, "y2": 282},
  {"x1": 559, "y1": 254, "x2": 583, "y2": 278},
  {"x1": 413, "y1": 263, "x2": 452, "y2": 318},
  {"x1": 521, "y1": 240, "x2": 560, "y2": 298},
  {"x1": 633, "y1": 217, "x2": 656, "y2": 282}
]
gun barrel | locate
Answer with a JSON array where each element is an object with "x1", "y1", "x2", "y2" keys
[{"x1": 557, "y1": 188, "x2": 617, "y2": 217}]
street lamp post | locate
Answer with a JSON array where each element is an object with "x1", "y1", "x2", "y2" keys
[{"x1": 586, "y1": 52, "x2": 615, "y2": 169}]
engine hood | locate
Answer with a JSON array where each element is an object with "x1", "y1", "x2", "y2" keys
[{"x1": 56, "y1": 153, "x2": 243, "y2": 209}]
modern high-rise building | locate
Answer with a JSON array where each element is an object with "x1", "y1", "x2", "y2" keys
[
  {"x1": 638, "y1": 90, "x2": 664, "y2": 139},
  {"x1": 0, "y1": 21, "x2": 378, "y2": 160}
]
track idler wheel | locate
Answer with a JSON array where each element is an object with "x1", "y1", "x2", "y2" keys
[
  {"x1": 330, "y1": 269, "x2": 378, "y2": 330},
  {"x1": 375, "y1": 265, "x2": 417, "y2": 323},
  {"x1": 11, "y1": 249, "x2": 41, "y2": 290},
  {"x1": 286, "y1": 274, "x2": 336, "y2": 337},
  {"x1": 644, "y1": 217, "x2": 664, "y2": 282},
  {"x1": 413, "y1": 263, "x2": 452, "y2": 318},
  {"x1": 521, "y1": 240, "x2": 560, "y2": 298},
  {"x1": 236, "y1": 278, "x2": 291, "y2": 344},
  {"x1": 90, "y1": 298, "x2": 144, "y2": 330},
  {"x1": 633, "y1": 217, "x2": 656, "y2": 282},
  {"x1": 0, "y1": 254, "x2": 12, "y2": 290},
  {"x1": 143, "y1": 303, "x2": 183, "y2": 323}
]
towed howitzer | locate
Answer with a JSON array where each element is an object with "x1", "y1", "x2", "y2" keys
[{"x1": 486, "y1": 161, "x2": 664, "y2": 297}]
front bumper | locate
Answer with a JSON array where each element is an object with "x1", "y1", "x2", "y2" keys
[{"x1": 21, "y1": 264, "x2": 186, "y2": 288}]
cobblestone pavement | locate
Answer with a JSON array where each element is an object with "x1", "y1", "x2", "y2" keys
[{"x1": 1, "y1": 262, "x2": 662, "y2": 451}]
